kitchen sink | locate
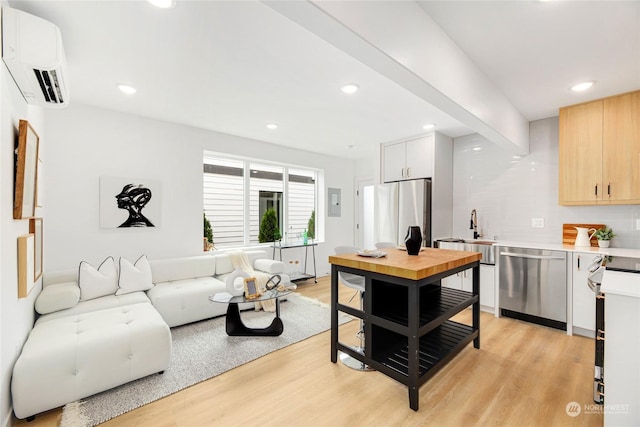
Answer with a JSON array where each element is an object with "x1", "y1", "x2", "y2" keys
[{"x1": 435, "y1": 239, "x2": 496, "y2": 265}]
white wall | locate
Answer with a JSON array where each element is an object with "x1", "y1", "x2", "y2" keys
[
  {"x1": 0, "y1": 38, "x2": 45, "y2": 427},
  {"x1": 43, "y1": 103, "x2": 357, "y2": 277},
  {"x1": 452, "y1": 117, "x2": 640, "y2": 248}
]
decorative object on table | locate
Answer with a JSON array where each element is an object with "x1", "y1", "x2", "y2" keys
[
  {"x1": 225, "y1": 268, "x2": 250, "y2": 296},
  {"x1": 404, "y1": 225, "x2": 423, "y2": 255},
  {"x1": 203, "y1": 213, "x2": 214, "y2": 250},
  {"x1": 594, "y1": 227, "x2": 615, "y2": 248},
  {"x1": 29, "y1": 218, "x2": 43, "y2": 281},
  {"x1": 356, "y1": 249, "x2": 387, "y2": 258},
  {"x1": 17, "y1": 234, "x2": 35, "y2": 298},
  {"x1": 258, "y1": 208, "x2": 281, "y2": 243},
  {"x1": 265, "y1": 274, "x2": 281, "y2": 291},
  {"x1": 14, "y1": 120, "x2": 40, "y2": 220},
  {"x1": 574, "y1": 226, "x2": 597, "y2": 247},
  {"x1": 243, "y1": 277, "x2": 260, "y2": 300},
  {"x1": 562, "y1": 223, "x2": 604, "y2": 247},
  {"x1": 99, "y1": 176, "x2": 161, "y2": 228}
]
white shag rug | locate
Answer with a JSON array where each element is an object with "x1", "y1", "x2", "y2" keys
[{"x1": 60, "y1": 293, "x2": 350, "y2": 427}]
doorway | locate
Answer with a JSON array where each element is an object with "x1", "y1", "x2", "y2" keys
[{"x1": 356, "y1": 178, "x2": 375, "y2": 249}]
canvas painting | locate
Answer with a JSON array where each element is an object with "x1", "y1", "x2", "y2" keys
[{"x1": 100, "y1": 176, "x2": 161, "y2": 228}]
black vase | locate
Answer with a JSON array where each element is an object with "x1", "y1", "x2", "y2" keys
[{"x1": 404, "y1": 226, "x2": 422, "y2": 255}]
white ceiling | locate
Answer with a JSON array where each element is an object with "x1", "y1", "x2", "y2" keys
[{"x1": 7, "y1": 0, "x2": 640, "y2": 160}]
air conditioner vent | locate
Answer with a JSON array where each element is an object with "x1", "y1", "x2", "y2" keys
[{"x1": 33, "y1": 69, "x2": 65, "y2": 104}]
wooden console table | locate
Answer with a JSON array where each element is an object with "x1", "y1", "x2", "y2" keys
[{"x1": 328, "y1": 248, "x2": 481, "y2": 411}]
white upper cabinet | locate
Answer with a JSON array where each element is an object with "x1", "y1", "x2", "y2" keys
[{"x1": 382, "y1": 135, "x2": 434, "y2": 183}]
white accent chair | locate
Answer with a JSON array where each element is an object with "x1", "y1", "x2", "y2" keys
[{"x1": 334, "y1": 246, "x2": 373, "y2": 371}]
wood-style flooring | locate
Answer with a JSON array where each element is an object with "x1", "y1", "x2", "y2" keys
[{"x1": 15, "y1": 276, "x2": 602, "y2": 427}]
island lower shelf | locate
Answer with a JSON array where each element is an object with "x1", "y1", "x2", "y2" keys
[{"x1": 370, "y1": 320, "x2": 478, "y2": 383}]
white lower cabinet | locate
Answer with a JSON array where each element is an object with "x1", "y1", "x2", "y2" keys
[
  {"x1": 442, "y1": 265, "x2": 494, "y2": 311},
  {"x1": 572, "y1": 252, "x2": 596, "y2": 336}
]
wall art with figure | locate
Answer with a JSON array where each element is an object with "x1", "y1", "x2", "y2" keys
[{"x1": 99, "y1": 176, "x2": 161, "y2": 228}]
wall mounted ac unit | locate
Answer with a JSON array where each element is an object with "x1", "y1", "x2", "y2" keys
[{"x1": 2, "y1": 7, "x2": 69, "y2": 108}]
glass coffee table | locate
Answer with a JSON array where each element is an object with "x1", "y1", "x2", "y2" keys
[{"x1": 209, "y1": 287, "x2": 296, "y2": 336}]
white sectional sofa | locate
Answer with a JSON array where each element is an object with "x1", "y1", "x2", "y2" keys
[{"x1": 12, "y1": 250, "x2": 286, "y2": 420}]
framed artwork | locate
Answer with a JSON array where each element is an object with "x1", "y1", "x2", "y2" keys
[
  {"x1": 18, "y1": 234, "x2": 35, "y2": 298},
  {"x1": 14, "y1": 120, "x2": 40, "y2": 219},
  {"x1": 99, "y1": 176, "x2": 161, "y2": 228},
  {"x1": 243, "y1": 277, "x2": 261, "y2": 300},
  {"x1": 29, "y1": 218, "x2": 43, "y2": 281}
]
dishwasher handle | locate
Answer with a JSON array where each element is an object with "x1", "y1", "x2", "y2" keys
[{"x1": 499, "y1": 251, "x2": 565, "y2": 261}]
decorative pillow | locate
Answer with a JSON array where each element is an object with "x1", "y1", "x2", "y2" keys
[
  {"x1": 116, "y1": 255, "x2": 153, "y2": 295},
  {"x1": 35, "y1": 282, "x2": 80, "y2": 314},
  {"x1": 78, "y1": 257, "x2": 118, "y2": 301}
]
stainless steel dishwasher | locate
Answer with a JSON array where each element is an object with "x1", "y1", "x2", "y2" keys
[{"x1": 499, "y1": 246, "x2": 567, "y2": 330}]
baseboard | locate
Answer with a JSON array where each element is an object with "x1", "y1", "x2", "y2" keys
[{"x1": 3, "y1": 407, "x2": 13, "y2": 427}]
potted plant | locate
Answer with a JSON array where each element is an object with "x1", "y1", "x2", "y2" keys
[
  {"x1": 307, "y1": 209, "x2": 315, "y2": 242},
  {"x1": 258, "y1": 208, "x2": 282, "y2": 243},
  {"x1": 594, "y1": 227, "x2": 615, "y2": 248},
  {"x1": 203, "y1": 213, "x2": 214, "y2": 251}
]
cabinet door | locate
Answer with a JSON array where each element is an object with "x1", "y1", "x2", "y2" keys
[
  {"x1": 572, "y1": 253, "x2": 596, "y2": 334},
  {"x1": 383, "y1": 142, "x2": 406, "y2": 182},
  {"x1": 405, "y1": 136, "x2": 433, "y2": 180},
  {"x1": 442, "y1": 273, "x2": 461, "y2": 290},
  {"x1": 480, "y1": 265, "x2": 495, "y2": 308},
  {"x1": 559, "y1": 101, "x2": 603, "y2": 204},
  {"x1": 603, "y1": 91, "x2": 640, "y2": 203}
]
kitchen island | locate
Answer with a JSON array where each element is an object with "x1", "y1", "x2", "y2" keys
[{"x1": 329, "y1": 248, "x2": 482, "y2": 411}]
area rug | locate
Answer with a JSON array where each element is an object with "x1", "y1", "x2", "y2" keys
[{"x1": 60, "y1": 293, "x2": 351, "y2": 427}]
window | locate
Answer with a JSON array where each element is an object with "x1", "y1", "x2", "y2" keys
[{"x1": 204, "y1": 152, "x2": 319, "y2": 249}]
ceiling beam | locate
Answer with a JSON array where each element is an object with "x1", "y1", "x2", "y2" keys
[{"x1": 264, "y1": 0, "x2": 529, "y2": 154}]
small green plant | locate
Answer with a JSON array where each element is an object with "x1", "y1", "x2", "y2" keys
[
  {"x1": 258, "y1": 208, "x2": 282, "y2": 243},
  {"x1": 594, "y1": 227, "x2": 615, "y2": 241},
  {"x1": 307, "y1": 209, "x2": 315, "y2": 240},
  {"x1": 204, "y1": 213, "x2": 213, "y2": 243}
]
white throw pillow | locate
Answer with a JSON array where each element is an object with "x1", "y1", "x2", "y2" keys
[
  {"x1": 116, "y1": 255, "x2": 153, "y2": 295},
  {"x1": 78, "y1": 257, "x2": 118, "y2": 301}
]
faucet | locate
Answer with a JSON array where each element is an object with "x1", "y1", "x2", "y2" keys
[{"x1": 470, "y1": 209, "x2": 481, "y2": 240}]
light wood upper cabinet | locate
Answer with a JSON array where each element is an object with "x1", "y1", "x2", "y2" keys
[
  {"x1": 382, "y1": 135, "x2": 434, "y2": 183},
  {"x1": 559, "y1": 90, "x2": 640, "y2": 205}
]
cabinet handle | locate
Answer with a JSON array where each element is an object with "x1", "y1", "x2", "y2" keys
[
  {"x1": 596, "y1": 294, "x2": 606, "y2": 300},
  {"x1": 594, "y1": 184, "x2": 598, "y2": 197},
  {"x1": 577, "y1": 256, "x2": 581, "y2": 270},
  {"x1": 596, "y1": 329, "x2": 605, "y2": 341},
  {"x1": 407, "y1": 167, "x2": 411, "y2": 178},
  {"x1": 607, "y1": 183, "x2": 611, "y2": 197}
]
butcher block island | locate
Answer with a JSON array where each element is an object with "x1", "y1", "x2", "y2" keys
[{"x1": 329, "y1": 248, "x2": 482, "y2": 411}]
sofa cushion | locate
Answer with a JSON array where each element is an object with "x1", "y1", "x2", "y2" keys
[
  {"x1": 79, "y1": 257, "x2": 118, "y2": 301},
  {"x1": 117, "y1": 255, "x2": 153, "y2": 295},
  {"x1": 12, "y1": 302, "x2": 171, "y2": 419},
  {"x1": 253, "y1": 258, "x2": 285, "y2": 274},
  {"x1": 149, "y1": 255, "x2": 215, "y2": 284},
  {"x1": 35, "y1": 282, "x2": 80, "y2": 315},
  {"x1": 36, "y1": 291, "x2": 151, "y2": 324}
]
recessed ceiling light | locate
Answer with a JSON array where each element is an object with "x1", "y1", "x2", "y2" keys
[
  {"x1": 118, "y1": 84, "x2": 137, "y2": 95},
  {"x1": 570, "y1": 81, "x2": 595, "y2": 92},
  {"x1": 472, "y1": 146, "x2": 482, "y2": 151},
  {"x1": 341, "y1": 84, "x2": 359, "y2": 94},
  {"x1": 266, "y1": 123, "x2": 278, "y2": 130},
  {"x1": 422, "y1": 123, "x2": 435, "y2": 130},
  {"x1": 147, "y1": 0, "x2": 175, "y2": 8}
]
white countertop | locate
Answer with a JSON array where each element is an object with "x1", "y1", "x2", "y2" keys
[
  {"x1": 601, "y1": 269, "x2": 640, "y2": 298},
  {"x1": 494, "y1": 240, "x2": 640, "y2": 258}
]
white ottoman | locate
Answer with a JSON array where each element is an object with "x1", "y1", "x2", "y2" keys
[{"x1": 12, "y1": 302, "x2": 171, "y2": 420}]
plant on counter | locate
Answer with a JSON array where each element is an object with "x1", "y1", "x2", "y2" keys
[
  {"x1": 594, "y1": 227, "x2": 615, "y2": 248},
  {"x1": 594, "y1": 227, "x2": 615, "y2": 241}
]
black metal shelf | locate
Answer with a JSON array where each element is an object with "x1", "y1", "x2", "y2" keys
[{"x1": 371, "y1": 320, "x2": 478, "y2": 381}]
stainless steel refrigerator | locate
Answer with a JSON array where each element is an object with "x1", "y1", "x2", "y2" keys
[{"x1": 374, "y1": 179, "x2": 432, "y2": 247}]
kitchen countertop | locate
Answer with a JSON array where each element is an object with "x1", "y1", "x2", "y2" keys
[{"x1": 494, "y1": 240, "x2": 640, "y2": 258}]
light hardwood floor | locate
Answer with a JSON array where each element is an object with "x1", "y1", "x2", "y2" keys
[{"x1": 16, "y1": 276, "x2": 602, "y2": 427}]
